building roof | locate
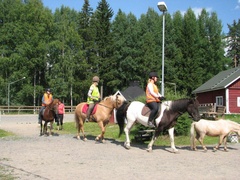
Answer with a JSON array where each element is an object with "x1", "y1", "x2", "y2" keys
[
  {"x1": 192, "y1": 67, "x2": 240, "y2": 94},
  {"x1": 115, "y1": 81, "x2": 145, "y2": 101}
]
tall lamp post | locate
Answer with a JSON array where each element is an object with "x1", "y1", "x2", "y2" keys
[
  {"x1": 157, "y1": 1, "x2": 167, "y2": 96},
  {"x1": 7, "y1": 77, "x2": 26, "y2": 113}
]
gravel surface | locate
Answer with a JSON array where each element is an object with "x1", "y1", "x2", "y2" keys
[{"x1": 0, "y1": 114, "x2": 240, "y2": 180}]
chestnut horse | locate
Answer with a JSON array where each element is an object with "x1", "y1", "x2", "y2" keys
[
  {"x1": 190, "y1": 119, "x2": 240, "y2": 152},
  {"x1": 75, "y1": 94, "x2": 125, "y2": 142},
  {"x1": 39, "y1": 99, "x2": 59, "y2": 136}
]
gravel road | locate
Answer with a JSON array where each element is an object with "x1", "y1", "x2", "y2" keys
[{"x1": 0, "y1": 114, "x2": 240, "y2": 180}]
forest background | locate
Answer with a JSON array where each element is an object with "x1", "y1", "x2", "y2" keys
[{"x1": 0, "y1": 0, "x2": 239, "y2": 107}]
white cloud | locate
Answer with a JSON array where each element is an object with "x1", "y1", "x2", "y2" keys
[
  {"x1": 180, "y1": 7, "x2": 212, "y2": 18},
  {"x1": 236, "y1": 0, "x2": 240, "y2": 9}
]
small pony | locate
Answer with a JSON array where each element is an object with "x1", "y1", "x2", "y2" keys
[
  {"x1": 40, "y1": 99, "x2": 59, "y2": 136},
  {"x1": 190, "y1": 119, "x2": 240, "y2": 152}
]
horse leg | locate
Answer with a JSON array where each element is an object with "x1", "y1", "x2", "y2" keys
[
  {"x1": 49, "y1": 121, "x2": 53, "y2": 136},
  {"x1": 198, "y1": 135, "x2": 207, "y2": 152},
  {"x1": 223, "y1": 136, "x2": 229, "y2": 152},
  {"x1": 96, "y1": 121, "x2": 105, "y2": 142},
  {"x1": 146, "y1": 131, "x2": 158, "y2": 152},
  {"x1": 76, "y1": 118, "x2": 87, "y2": 141},
  {"x1": 168, "y1": 127, "x2": 179, "y2": 153},
  {"x1": 124, "y1": 121, "x2": 134, "y2": 149},
  {"x1": 213, "y1": 135, "x2": 224, "y2": 152},
  {"x1": 40, "y1": 121, "x2": 43, "y2": 136}
]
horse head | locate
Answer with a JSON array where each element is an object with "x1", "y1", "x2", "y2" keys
[
  {"x1": 114, "y1": 94, "x2": 126, "y2": 109},
  {"x1": 187, "y1": 98, "x2": 201, "y2": 121},
  {"x1": 48, "y1": 99, "x2": 59, "y2": 114}
]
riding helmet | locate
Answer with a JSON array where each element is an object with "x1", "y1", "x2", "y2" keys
[
  {"x1": 46, "y1": 88, "x2": 51, "y2": 92},
  {"x1": 149, "y1": 72, "x2": 159, "y2": 78},
  {"x1": 92, "y1": 76, "x2": 100, "y2": 83}
]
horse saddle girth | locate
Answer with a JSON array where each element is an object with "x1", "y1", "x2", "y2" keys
[
  {"x1": 141, "y1": 104, "x2": 161, "y2": 118},
  {"x1": 82, "y1": 103, "x2": 98, "y2": 114}
]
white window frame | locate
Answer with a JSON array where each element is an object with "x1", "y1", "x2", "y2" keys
[
  {"x1": 216, "y1": 96, "x2": 223, "y2": 106},
  {"x1": 237, "y1": 97, "x2": 240, "y2": 107}
]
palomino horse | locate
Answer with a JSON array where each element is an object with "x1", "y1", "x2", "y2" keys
[
  {"x1": 116, "y1": 98, "x2": 201, "y2": 153},
  {"x1": 190, "y1": 119, "x2": 240, "y2": 152},
  {"x1": 75, "y1": 94, "x2": 125, "y2": 142},
  {"x1": 39, "y1": 99, "x2": 59, "y2": 136}
]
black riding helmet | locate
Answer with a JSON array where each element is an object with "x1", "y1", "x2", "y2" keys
[
  {"x1": 149, "y1": 72, "x2": 159, "y2": 78},
  {"x1": 46, "y1": 88, "x2": 51, "y2": 92}
]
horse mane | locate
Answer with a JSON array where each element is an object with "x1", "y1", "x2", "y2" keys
[
  {"x1": 170, "y1": 98, "x2": 194, "y2": 112},
  {"x1": 103, "y1": 95, "x2": 113, "y2": 102}
]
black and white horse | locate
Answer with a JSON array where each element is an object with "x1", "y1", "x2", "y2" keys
[{"x1": 116, "y1": 98, "x2": 201, "y2": 153}]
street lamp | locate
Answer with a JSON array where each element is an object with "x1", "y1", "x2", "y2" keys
[
  {"x1": 157, "y1": 1, "x2": 167, "y2": 96},
  {"x1": 159, "y1": 81, "x2": 176, "y2": 95},
  {"x1": 7, "y1": 77, "x2": 26, "y2": 113}
]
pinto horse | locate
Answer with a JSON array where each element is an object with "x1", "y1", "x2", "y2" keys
[
  {"x1": 116, "y1": 98, "x2": 201, "y2": 153},
  {"x1": 75, "y1": 94, "x2": 125, "y2": 142},
  {"x1": 39, "y1": 99, "x2": 59, "y2": 136},
  {"x1": 190, "y1": 119, "x2": 240, "y2": 152}
]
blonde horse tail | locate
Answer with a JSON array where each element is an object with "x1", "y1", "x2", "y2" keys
[
  {"x1": 75, "y1": 106, "x2": 80, "y2": 129},
  {"x1": 190, "y1": 122, "x2": 196, "y2": 149},
  {"x1": 116, "y1": 101, "x2": 130, "y2": 137}
]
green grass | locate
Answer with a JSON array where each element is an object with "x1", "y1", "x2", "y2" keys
[{"x1": 0, "y1": 129, "x2": 14, "y2": 138}]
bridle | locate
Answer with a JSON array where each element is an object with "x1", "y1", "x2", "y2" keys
[{"x1": 98, "y1": 95, "x2": 120, "y2": 110}]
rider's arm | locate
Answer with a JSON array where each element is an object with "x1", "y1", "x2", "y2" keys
[{"x1": 147, "y1": 84, "x2": 161, "y2": 98}]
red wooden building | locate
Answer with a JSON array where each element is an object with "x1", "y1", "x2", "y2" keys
[{"x1": 192, "y1": 67, "x2": 240, "y2": 114}]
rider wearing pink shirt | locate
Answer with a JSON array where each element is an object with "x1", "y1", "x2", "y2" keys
[{"x1": 57, "y1": 99, "x2": 65, "y2": 130}]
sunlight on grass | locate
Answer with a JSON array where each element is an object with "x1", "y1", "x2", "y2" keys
[{"x1": 54, "y1": 121, "x2": 225, "y2": 146}]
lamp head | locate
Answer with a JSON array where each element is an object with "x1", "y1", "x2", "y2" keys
[{"x1": 157, "y1": 2, "x2": 167, "y2": 12}]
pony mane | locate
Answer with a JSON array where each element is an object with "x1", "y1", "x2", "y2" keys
[{"x1": 103, "y1": 95, "x2": 114, "y2": 102}]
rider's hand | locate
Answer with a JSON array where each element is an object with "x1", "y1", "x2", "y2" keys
[{"x1": 159, "y1": 96, "x2": 165, "y2": 101}]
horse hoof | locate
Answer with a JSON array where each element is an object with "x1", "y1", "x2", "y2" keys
[
  {"x1": 83, "y1": 138, "x2": 87, "y2": 141},
  {"x1": 124, "y1": 145, "x2": 131, "y2": 150},
  {"x1": 102, "y1": 139, "x2": 106, "y2": 143},
  {"x1": 95, "y1": 137, "x2": 100, "y2": 141},
  {"x1": 172, "y1": 150, "x2": 179, "y2": 154},
  {"x1": 224, "y1": 149, "x2": 229, "y2": 152},
  {"x1": 146, "y1": 148, "x2": 153, "y2": 152}
]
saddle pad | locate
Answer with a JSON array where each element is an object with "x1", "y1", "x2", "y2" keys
[
  {"x1": 141, "y1": 104, "x2": 162, "y2": 118},
  {"x1": 82, "y1": 104, "x2": 97, "y2": 114},
  {"x1": 141, "y1": 105, "x2": 151, "y2": 117}
]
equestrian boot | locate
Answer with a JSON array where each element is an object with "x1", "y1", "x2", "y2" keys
[{"x1": 147, "y1": 118, "x2": 155, "y2": 128}]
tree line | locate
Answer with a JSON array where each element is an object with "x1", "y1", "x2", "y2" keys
[{"x1": 0, "y1": 0, "x2": 239, "y2": 107}]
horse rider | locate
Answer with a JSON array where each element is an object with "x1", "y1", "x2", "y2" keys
[
  {"x1": 146, "y1": 72, "x2": 165, "y2": 128},
  {"x1": 85, "y1": 76, "x2": 101, "y2": 122},
  {"x1": 38, "y1": 88, "x2": 54, "y2": 124}
]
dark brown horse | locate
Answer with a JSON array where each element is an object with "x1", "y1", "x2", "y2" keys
[
  {"x1": 75, "y1": 94, "x2": 125, "y2": 142},
  {"x1": 39, "y1": 99, "x2": 59, "y2": 136}
]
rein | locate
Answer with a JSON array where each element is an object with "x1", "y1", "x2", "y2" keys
[
  {"x1": 98, "y1": 95, "x2": 120, "y2": 110},
  {"x1": 98, "y1": 103, "x2": 112, "y2": 109}
]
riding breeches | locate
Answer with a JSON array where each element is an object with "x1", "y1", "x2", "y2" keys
[{"x1": 147, "y1": 102, "x2": 160, "y2": 122}]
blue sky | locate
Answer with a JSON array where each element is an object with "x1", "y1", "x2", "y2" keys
[{"x1": 42, "y1": 0, "x2": 240, "y2": 34}]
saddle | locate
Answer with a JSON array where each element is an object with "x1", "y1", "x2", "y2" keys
[
  {"x1": 82, "y1": 103, "x2": 98, "y2": 114},
  {"x1": 141, "y1": 104, "x2": 161, "y2": 118}
]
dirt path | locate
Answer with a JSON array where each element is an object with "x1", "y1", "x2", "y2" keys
[{"x1": 0, "y1": 114, "x2": 240, "y2": 180}]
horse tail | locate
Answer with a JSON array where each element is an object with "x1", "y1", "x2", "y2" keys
[
  {"x1": 190, "y1": 122, "x2": 196, "y2": 149},
  {"x1": 116, "y1": 101, "x2": 130, "y2": 137},
  {"x1": 75, "y1": 104, "x2": 81, "y2": 129}
]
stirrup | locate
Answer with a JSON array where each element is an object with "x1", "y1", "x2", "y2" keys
[{"x1": 148, "y1": 122, "x2": 155, "y2": 128}]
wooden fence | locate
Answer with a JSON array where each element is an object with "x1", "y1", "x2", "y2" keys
[{"x1": 0, "y1": 106, "x2": 75, "y2": 115}]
